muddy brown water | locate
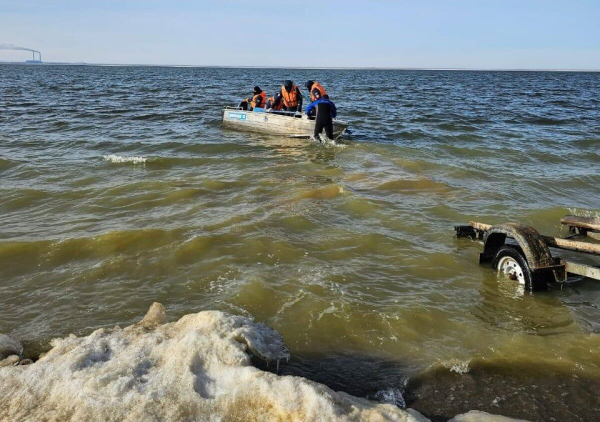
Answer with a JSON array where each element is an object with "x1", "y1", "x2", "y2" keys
[{"x1": 1, "y1": 65, "x2": 600, "y2": 420}]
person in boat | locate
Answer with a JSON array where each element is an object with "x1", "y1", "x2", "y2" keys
[
  {"x1": 266, "y1": 92, "x2": 284, "y2": 111},
  {"x1": 305, "y1": 81, "x2": 327, "y2": 102},
  {"x1": 305, "y1": 94, "x2": 337, "y2": 140},
  {"x1": 271, "y1": 80, "x2": 303, "y2": 113},
  {"x1": 239, "y1": 86, "x2": 266, "y2": 110}
]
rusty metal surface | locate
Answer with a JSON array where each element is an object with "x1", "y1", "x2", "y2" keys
[
  {"x1": 470, "y1": 220, "x2": 600, "y2": 256},
  {"x1": 482, "y1": 223, "x2": 555, "y2": 270},
  {"x1": 565, "y1": 261, "x2": 600, "y2": 281},
  {"x1": 454, "y1": 225, "x2": 476, "y2": 238},
  {"x1": 561, "y1": 215, "x2": 600, "y2": 232}
]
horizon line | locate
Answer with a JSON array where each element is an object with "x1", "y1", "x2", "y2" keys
[{"x1": 1, "y1": 60, "x2": 599, "y2": 72}]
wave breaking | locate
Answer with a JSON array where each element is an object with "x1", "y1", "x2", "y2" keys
[{"x1": 103, "y1": 154, "x2": 147, "y2": 164}]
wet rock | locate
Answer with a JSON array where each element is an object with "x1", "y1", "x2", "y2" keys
[
  {"x1": 405, "y1": 358, "x2": 597, "y2": 421},
  {"x1": 17, "y1": 359, "x2": 33, "y2": 366},
  {"x1": 0, "y1": 355, "x2": 20, "y2": 368},
  {"x1": 136, "y1": 302, "x2": 167, "y2": 328},
  {"x1": 0, "y1": 334, "x2": 22, "y2": 359},
  {"x1": 374, "y1": 387, "x2": 406, "y2": 409},
  {"x1": 450, "y1": 410, "x2": 530, "y2": 422}
]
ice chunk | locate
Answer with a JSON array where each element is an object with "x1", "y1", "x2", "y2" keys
[
  {"x1": 450, "y1": 410, "x2": 530, "y2": 422},
  {"x1": 0, "y1": 304, "x2": 428, "y2": 421},
  {"x1": 136, "y1": 302, "x2": 167, "y2": 328},
  {"x1": 0, "y1": 355, "x2": 20, "y2": 367}
]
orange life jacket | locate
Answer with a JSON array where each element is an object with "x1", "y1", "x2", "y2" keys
[
  {"x1": 310, "y1": 82, "x2": 327, "y2": 102},
  {"x1": 251, "y1": 91, "x2": 266, "y2": 109},
  {"x1": 268, "y1": 96, "x2": 283, "y2": 110},
  {"x1": 281, "y1": 84, "x2": 299, "y2": 108}
]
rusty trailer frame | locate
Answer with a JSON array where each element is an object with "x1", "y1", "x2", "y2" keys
[{"x1": 455, "y1": 215, "x2": 600, "y2": 289}]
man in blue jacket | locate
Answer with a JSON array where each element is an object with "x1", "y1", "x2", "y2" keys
[{"x1": 305, "y1": 95, "x2": 337, "y2": 139}]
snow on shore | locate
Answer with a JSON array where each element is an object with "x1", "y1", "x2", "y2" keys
[{"x1": 0, "y1": 303, "x2": 428, "y2": 421}]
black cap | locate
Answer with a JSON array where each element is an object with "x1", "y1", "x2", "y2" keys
[
  {"x1": 253, "y1": 86, "x2": 261, "y2": 94},
  {"x1": 284, "y1": 80, "x2": 293, "y2": 91},
  {"x1": 305, "y1": 80, "x2": 314, "y2": 90}
]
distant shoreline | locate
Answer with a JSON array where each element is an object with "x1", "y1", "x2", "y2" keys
[{"x1": 1, "y1": 61, "x2": 599, "y2": 72}]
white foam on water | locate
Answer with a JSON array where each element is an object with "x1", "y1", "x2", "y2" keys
[
  {"x1": 103, "y1": 154, "x2": 147, "y2": 164},
  {"x1": 316, "y1": 304, "x2": 337, "y2": 322},
  {"x1": 568, "y1": 208, "x2": 600, "y2": 219},
  {"x1": 442, "y1": 358, "x2": 471, "y2": 374},
  {"x1": 309, "y1": 134, "x2": 347, "y2": 148},
  {"x1": 0, "y1": 304, "x2": 428, "y2": 421}
]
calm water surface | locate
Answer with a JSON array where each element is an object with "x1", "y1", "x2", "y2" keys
[{"x1": 1, "y1": 65, "x2": 599, "y2": 420}]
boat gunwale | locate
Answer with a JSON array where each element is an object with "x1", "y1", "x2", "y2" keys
[{"x1": 222, "y1": 107, "x2": 349, "y2": 126}]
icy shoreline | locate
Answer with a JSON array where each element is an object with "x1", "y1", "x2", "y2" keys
[{"x1": 0, "y1": 304, "x2": 526, "y2": 421}]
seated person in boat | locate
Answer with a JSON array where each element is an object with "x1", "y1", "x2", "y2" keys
[
  {"x1": 305, "y1": 94, "x2": 337, "y2": 139},
  {"x1": 239, "y1": 86, "x2": 266, "y2": 110},
  {"x1": 305, "y1": 80, "x2": 328, "y2": 102},
  {"x1": 266, "y1": 92, "x2": 284, "y2": 111},
  {"x1": 270, "y1": 80, "x2": 303, "y2": 113}
]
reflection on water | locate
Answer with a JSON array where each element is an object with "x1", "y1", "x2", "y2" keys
[
  {"x1": 245, "y1": 134, "x2": 342, "y2": 164},
  {"x1": 474, "y1": 271, "x2": 575, "y2": 336}
]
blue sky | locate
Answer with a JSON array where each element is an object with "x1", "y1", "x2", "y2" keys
[{"x1": 1, "y1": 0, "x2": 599, "y2": 69}]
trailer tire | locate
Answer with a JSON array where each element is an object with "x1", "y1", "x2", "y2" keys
[{"x1": 491, "y1": 245, "x2": 534, "y2": 290}]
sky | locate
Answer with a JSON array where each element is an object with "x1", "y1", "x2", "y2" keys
[{"x1": 0, "y1": 0, "x2": 599, "y2": 69}]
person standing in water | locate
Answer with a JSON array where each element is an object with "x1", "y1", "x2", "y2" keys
[
  {"x1": 305, "y1": 94, "x2": 337, "y2": 140},
  {"x1": 305, "y1": 80, "x2": 327, "y2": 102}
]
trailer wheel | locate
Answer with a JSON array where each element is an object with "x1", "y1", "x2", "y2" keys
[{"x1": 491, "y1": 245, "x2": 533, "y2": 290}]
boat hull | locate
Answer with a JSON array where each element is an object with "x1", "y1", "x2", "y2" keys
[{"x1": 222, "y1": 109, "x2": 348, "y2": 139}]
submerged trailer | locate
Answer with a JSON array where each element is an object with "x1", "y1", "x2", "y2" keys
[{"x1": 455, "y1": 215, "x2": 600, "y2": 290}]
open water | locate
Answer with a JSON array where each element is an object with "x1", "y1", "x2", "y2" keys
[{"x1": 1, "y1": 64, "x2": 600, "y2": 420}]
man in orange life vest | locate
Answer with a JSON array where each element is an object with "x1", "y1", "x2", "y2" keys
[
  {"x1": 305, "y1": 80, "x2": 327, "y2": 102},
  {"x1": 271, "y1": 80, "x2": 303, "y2": 112},
  {"x1": 240, "y1": 86, "x2": 266, "y2": 110}
]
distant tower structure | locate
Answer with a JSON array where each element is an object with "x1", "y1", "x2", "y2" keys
[
  {"x1": 26, "y1": 50, "x2": 42, "y2": 63},
  {"x1": 0, "y1": 44, "x2": 42, "y2": 63}
]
